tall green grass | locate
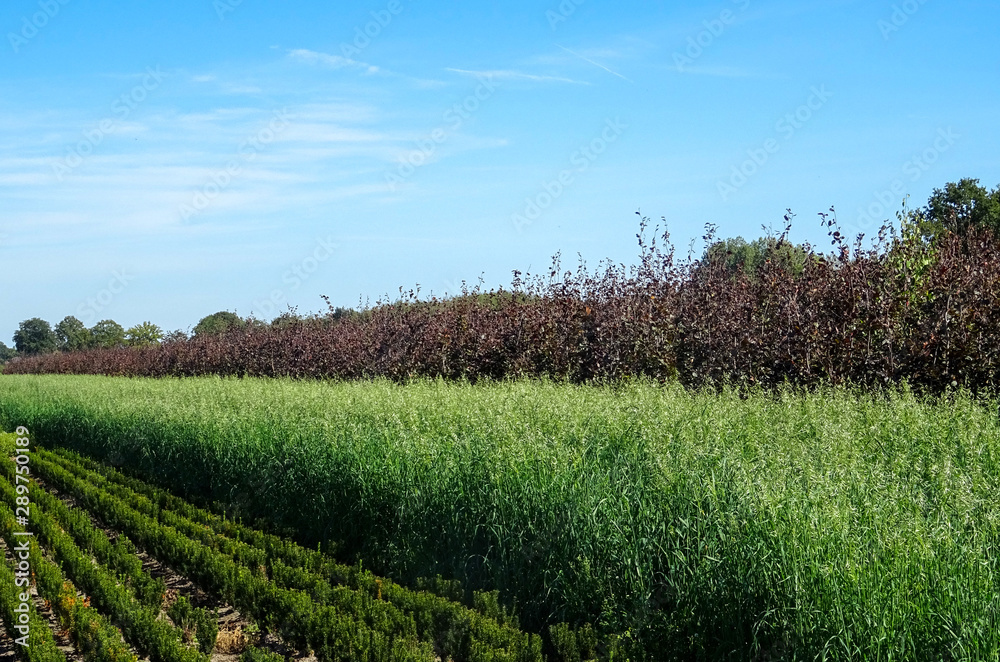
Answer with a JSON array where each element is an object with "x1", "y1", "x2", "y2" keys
[{"x1": 1, "y1": 375, "x2": 998, "y2": 660}]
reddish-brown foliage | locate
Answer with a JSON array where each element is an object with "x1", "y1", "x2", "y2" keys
[{"x1": 8, "y1": 217, "x2": 1000, "y2": 394}]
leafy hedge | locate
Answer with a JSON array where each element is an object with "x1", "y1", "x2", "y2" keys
[{"x1": 6, "y1": 216, "x2": 1000, "y2": 394}]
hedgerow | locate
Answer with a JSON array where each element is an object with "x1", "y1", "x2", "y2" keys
[{"x1": 6, "y1": 215, "x2": 1000, "y2": 394}]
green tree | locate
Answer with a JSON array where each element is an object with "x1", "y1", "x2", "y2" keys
[
  {"x1": 702, "y1": 236, "x2": 813, "y2": 279},
  {"x1": 163, "y1": 329, "x2": 189, "y2": 343},
  {"x1": 271, "y1": 310, "x2": 305, "y2": 328},
  {"x1": 90, "y1": 320, "x2": 127, "y2": 348},
  {"x1": 920, "y1": 178, "x2": 1000, "y2": 238},
  {"x1": 125, "y1": 321, "x2": 164, "y2": 347},
  {"x1": 0, "y1": 341, "x2": 16, "y2": 364},
  {"x1": 12, "y1": 318, "x2": 58, "y2": 355},
  {"x1": 193, "y1": 311, "x2": 244, "y2": 336},
  {"x1": 55, "y1": 315, "x2": 92, "y2": 352}
]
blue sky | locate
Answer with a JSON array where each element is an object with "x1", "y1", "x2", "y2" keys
[{"x1": 1, "y1": 0, "x2": 997, "y2": 340}]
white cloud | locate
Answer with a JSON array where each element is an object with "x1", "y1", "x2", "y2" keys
[
  {"x1": 287, "y1": 49, "x2": 379, "y2": 75},
  {"x1": 445, "y1": 68, "x2": 587, "y2": 85}
]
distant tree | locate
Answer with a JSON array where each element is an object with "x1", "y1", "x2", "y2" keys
[
  {"x1": 162, "y1": 329, "x2": 189, "y2": 343},
  {"x1": 321, "y1": 296, "x2": 363, "y2": 322},
  {"x1": 0, "y1": 341, "x2": 16, "y2": 364},
  {"x1": 920, "y1": 178, "x2": 1000, "y2": 238},
  {"x1": 193, "y1": 311, "x2": 245, "y2": 336},
  {"x1": 125, "y1": 322, "x2": 164, "y2": 347},
  {"x1": 90, "y1": 320, "x2": 127, "y2": 348},
  {"x1": 329, "y1": 306, "x2": 355, "y2": 320},
  {"x1": 271, "y1": 308, "x2": 305, "y2": 328},
  {"x1": 701, "y1": 236, "x2": 813, "y2": 279},
  {"x1": 13, "y1": 318, "x2": 58, "y2": 356},
  {"x1": 55, "y1": 316, "x2": 92, "y2": 352}
]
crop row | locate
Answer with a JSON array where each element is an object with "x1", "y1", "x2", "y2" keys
[
  {"x1": 0, "y1": 459, "x2": 215, "y2": 662},
  {"x1": 0, "y1": 509, "x2": 69, "y2": 662},
  {"x1": 41, "y1": 446, "x2": 561, "y2": 662},
  {"x1": 0, "y1": 496, "x2": 137, "y2": 662},
  {"x1": 17, "y1": 448, "x2": 551, "y2": 662},
  {"x1": 0, "y1": 432, "x2": 552, "y2": 662},
  {"x1": 4, "y1": 378, "x2": 1000, "y2": 660}
]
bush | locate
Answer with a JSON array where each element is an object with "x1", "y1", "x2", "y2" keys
[{"x1": 7, "y1": 210, "x2": 1000, "y2": 395}]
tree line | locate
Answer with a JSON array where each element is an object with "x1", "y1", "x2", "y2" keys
[
  {"x1": 1, "y1": 309, "x2": 360, "y2": 364},
  {"x1": 3, "y1": 317, "x2": 172, "y2": 361}
]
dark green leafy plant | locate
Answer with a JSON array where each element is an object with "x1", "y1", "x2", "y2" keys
[{"x1": 167, "y1": 596, "x2": 218, "y2": 654}]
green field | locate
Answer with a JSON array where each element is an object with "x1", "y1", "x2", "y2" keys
[{"x1": 1, "y1": 375, "x2": 999, "y2": 660}]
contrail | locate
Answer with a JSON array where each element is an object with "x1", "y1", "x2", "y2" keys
[{"x1": 556, "y1": 44, "x2": 634, "y2": 83}]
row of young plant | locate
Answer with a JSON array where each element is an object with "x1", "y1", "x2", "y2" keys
[
  {"x1": 7, "y1": 214, "x2": 1000, "y2": 393},
  {"x1": 40, "y1": 447, "x2": 600, "y2": 662},
  {"x1": 0, "y1": 498, "x2": 137, "y2": 662},
  {"x1": 0, "y1": 508, "x2": 68, "y2": 662},
  {"x1": 13, "y1": 377, "x2": 1000, "y2": 659},
  {"x1": 0, "y1": 444, "x2": 292, "y2": 662},
  {"x1": 21, "y1": 454, "x2": 433, "y2": 662},
  {"x1": 0, "y1": 455, "x2": 212, "y2": 662},
  {"x1": 26, "y1": 450, "x2": 553, "y2": 662}
]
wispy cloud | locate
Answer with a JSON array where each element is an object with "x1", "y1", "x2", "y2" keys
[
  {"x1": 555, "y1": 44, "x2": 633, "y2": 83},
  {"x1": 0, "y1": 98, "x2": 397, "y2": 238},
  {"x1": 445, "y1": 68, "x2": 587, "y2": 85},
  {"x1": 287, "y1": 48, "x2": 379, "y2": 74}
]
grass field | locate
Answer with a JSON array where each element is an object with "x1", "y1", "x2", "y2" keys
[{"x1": 1, "y1": 375, "x2": 999, "y2": 660}]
